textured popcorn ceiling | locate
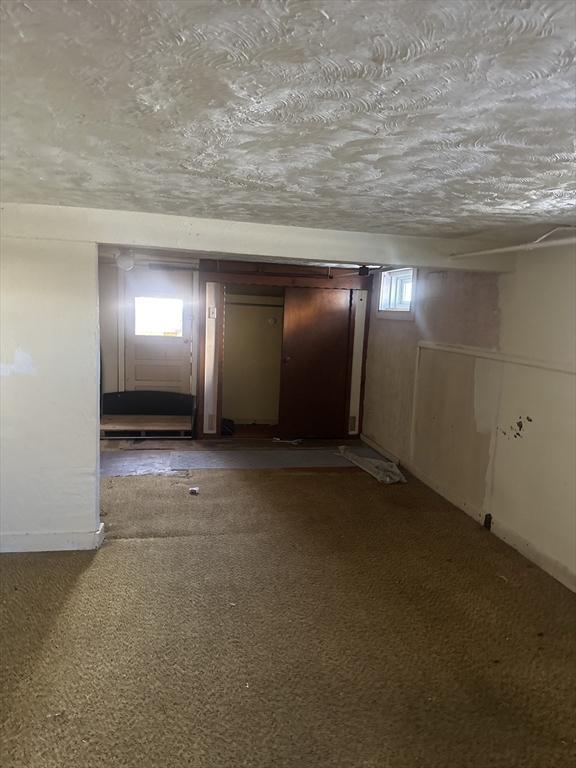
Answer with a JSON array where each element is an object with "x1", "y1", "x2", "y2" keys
[{"x1": 1, "y1": 0, "x2": 575, "y2": 237}]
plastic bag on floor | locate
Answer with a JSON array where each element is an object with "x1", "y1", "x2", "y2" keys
[{"x1": 338, "y1": 446, "x2": 407, "y2": 484}]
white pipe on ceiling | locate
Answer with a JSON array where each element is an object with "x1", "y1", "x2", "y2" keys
[{"x1": 450, "y1": 228, "x2": 576, "y2": 259}]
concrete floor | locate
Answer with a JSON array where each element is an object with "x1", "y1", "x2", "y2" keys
[{"x1": 100, "y1": 439, "x2": 382, "y2": 476}]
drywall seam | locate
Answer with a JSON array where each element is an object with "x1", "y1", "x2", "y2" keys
[
  {"x1": 0, "y1": 523, "x2": 105, "y2": 554},
  {"x1": 475, "y1": 358, "x2": 505, "y2": 521},
  {"x1": 419, "y1": 341, "x2": 576, "y2": 375}
]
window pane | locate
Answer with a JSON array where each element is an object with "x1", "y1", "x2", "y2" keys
[
  {"x1": 379, "y1": 272, "x2": 393, "y2": 310},
  {"x1": 134, "y1": 297, "x2": 184, "y2": 337},
  {"x1": 401, "y1": 280, "x2": 412, "y2": 303},
  {"x1": 379, "y1": 268, "x2": 414, "y2": 312}
]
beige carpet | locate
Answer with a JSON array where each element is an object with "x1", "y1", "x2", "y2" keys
[{"x1": 1, "y1": 470, "x2": 575, "y2": 767}]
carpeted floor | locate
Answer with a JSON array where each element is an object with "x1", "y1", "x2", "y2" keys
[{"x1": 1, "y1": 469, "x2": 575, "y2": 767}]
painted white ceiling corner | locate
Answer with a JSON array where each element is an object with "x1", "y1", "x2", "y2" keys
[{"x1": 0, "y1": 0, "x2": 574, "y2": 240}]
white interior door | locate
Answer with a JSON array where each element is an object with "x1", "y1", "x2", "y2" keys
[{"x1": 124, "y1": 266, "x2": 193, "y2": 393}]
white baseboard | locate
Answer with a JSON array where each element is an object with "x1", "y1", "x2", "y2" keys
[
  {"x1": 0, "y1": 522, "x2": 105, "y2": 553},
  {"x1": 491, "y1": 519, "x2": 576, "y2": 593},
  {"x1": 360, "y1": 434, "x2": 575, "y2": 593},
  {"x1": 403, "y1": 460, "x2": 485, "y2": 525},
  {"x1": 363, "y1": 434, "x2": 484, "y2": 523},
  {"x1": 359, "y1": 434, "x2": 401, "y2": 464}
]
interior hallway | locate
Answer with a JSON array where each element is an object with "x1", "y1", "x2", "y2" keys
[{"x1": 2, "y1": 467, "x2": 575, "y2": 768}]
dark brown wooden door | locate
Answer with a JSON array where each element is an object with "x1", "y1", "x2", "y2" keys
[{"x1": 279, "y1": 287, "x2": 352, "y2": 438}]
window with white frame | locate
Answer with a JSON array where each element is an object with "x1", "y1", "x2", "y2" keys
[
  {"x1": 379, "y1": 268, "x2": 415, "y2": 313},
  {"x1": 134, "y1": 297, "x2": 184, "y2": 337}
]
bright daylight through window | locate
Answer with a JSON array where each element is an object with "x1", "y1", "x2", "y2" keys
[
  {"x1": 134, "y1": 297, "x2": 184, "y2": 337},
  {"x1": 379, "y1": 268, "x2": 414, "y2": 312}
]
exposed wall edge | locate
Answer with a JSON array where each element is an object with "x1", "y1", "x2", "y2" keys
[
  {"x1": 360, "y1": 434, "x2": 576, "y2": 593},
  {"x1": 0, "y1": 522, "x2": 105, "y2": 554}
]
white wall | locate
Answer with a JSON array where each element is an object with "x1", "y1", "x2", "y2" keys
[
  {"x1": 499, "y1": 246, "x2": 575, "y2": 365},
  {"x1": 363, "y1": 268, "x2": 499, "y2": 460},
  {"x1": 0, "y1": 237, "x2": 103, "y2": 552},
  {"x1": 222, "y1": 294, "x2": 284, "y2": 424},
  {"x1": 0, "y1": 203, "x2": 563, "y2": 556},
  {"x1": 362, "y1": 246, "x2": 576, "y2": 590},
  {"x1": 488, "y1": 246, "x2": 575, "y2": 589}
]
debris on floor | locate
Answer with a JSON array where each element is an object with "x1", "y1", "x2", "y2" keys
[
  {"x1": 338, "y1": 445, "x2": 407, "y2": 484},
  {"x1": 188, "y1": 486, "x2": 200, "y2": 496},
  {"x1": 272, "y1": 438, "x2": 303, "y2": 446}
]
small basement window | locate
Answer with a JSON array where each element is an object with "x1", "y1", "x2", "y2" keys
[
  {"x1": 134, "y1": 297, "x2": 184, "y2": 337},
  {"x1": 379, "y1": 268, "x2": 415, "y2": 313}
]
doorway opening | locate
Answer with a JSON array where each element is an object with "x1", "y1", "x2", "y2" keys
[
  {"x1": 199, "y1": 259, "x2": 371, "y2": 440},
  {"x1": 98, "y1": 252, "x2": 372, "y2": 478},
  {"x1": 222, "y1": 285, "x2": 284, "y2": 438},
  {"x1": 99, "y1": 251, "x2": 371, "y2": 444},
  {"x1": 98, "y1": 252, "x2": 198, "y2": 440}
]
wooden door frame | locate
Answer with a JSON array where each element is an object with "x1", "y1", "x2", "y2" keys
[
  {"x1": 196, "y1": 260, "x2": 372, "y2": 439},
  {"x1": 357, "y1": 286, "x2": 373, "y2": 436},
  {"x1": 343, "y1": 290, "x2": 357, "y2": 436},
  {"x1": 196, "y1": 277, "x2": 224, "y2": 439}
]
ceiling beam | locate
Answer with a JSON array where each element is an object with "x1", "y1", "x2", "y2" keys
[{"x1": 0, "y1": 203, "x2": 514, "y2": 272}]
